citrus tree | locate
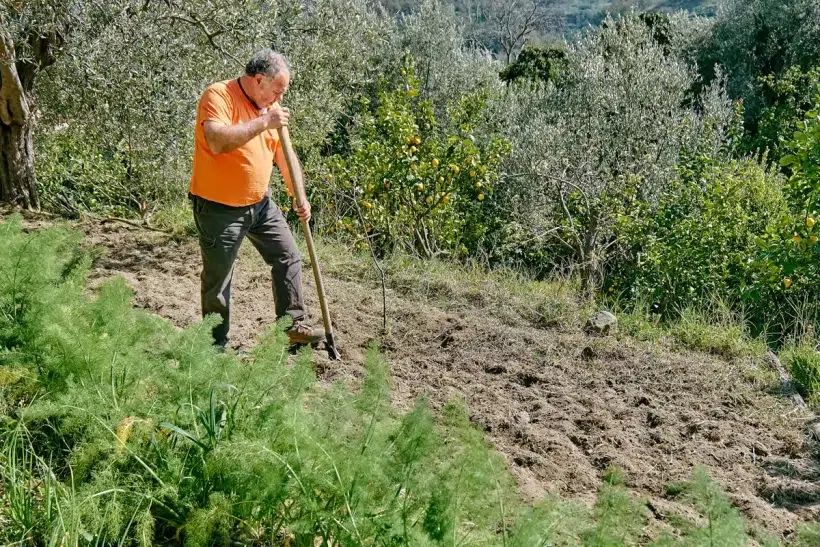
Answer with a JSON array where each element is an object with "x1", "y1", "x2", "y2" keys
[
  {"x1": 320, "y1": 56, "x2": 510, "y2": 258},
  {"x1": 754, "y1": 88, "x2": 820, "y2": 332}
]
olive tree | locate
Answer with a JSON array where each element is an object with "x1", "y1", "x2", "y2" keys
[
  {"x1": 493, "y1": 14, "x2": 734, "y2": 293},
  {"x1": 0, "y1": 0, "x2": 74, "y2": 209},
  {"x1": 395, "y1": 0, "x2": 502, "y2": 123},
  {"x1": 698, "y1": 0, "x2": 820, "y2": 126}
]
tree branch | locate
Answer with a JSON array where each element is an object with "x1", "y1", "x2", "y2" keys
[{"x1": 167, "y1": 14, "x2": 241, "y2": 65}]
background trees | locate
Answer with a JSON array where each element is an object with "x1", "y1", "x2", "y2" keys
[{"x1": 4, "y1": 0, "x2": 820, "y2": 338}]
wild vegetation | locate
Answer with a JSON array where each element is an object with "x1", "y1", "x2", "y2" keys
[
  {"x1": 4, "y1": 0, "x2": 820, "y2": 543},
  {"x1": 3, "y1": 215, "x2": 820, "y2": 545}
]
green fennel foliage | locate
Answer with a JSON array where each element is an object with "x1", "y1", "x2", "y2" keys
[{"x1": 1, "y1": 216, "x2": 815, "y2": 546}]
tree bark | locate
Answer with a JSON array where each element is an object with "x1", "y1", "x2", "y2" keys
[
  {"x1": 580, "y1": 221, "x2": 599, "y2": 299},
  {"x1": 0, "y1": 120, "x2": 37, "y2": 209},
  {"x1": 0, "y1": 24, "x2": 39, "y2": 210}
]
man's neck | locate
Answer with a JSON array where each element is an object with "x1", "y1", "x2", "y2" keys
[{"x1": 237, "y1": 75, "x2": 261, "y2": 110}]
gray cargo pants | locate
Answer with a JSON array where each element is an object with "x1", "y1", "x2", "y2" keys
[{"x1": 190, "y1": 191, "x2": 306, "y2": 346}]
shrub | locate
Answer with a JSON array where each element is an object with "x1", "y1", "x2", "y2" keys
[
  {"x1": 696, "y1": 0, "x2": 820, "y2": 130},
  {"x1": 321, "y1": 55, "x2": 510, "y2": 258},
  {"x1": 36, "y1": 127, "x2": 149, "y2": 218},
  {"x1": 754, "y1": 89, "x2": 820, "y2": 337},
  {"x1": 748, "y1": 67, "x2": 820, "y2": 160},
  {"x1": 610, "y1": 155, "x2": 786, "y2": 319},
  {"x1": 499, "y1": 45, "x2": 567, "y2": 86}
]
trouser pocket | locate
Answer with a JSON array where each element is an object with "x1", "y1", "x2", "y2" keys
[{"x1": 191, "y1": 195, "x2": 217, "y2": 248}]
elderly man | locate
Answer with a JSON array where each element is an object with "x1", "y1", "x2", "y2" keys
[{"x1": 188, "y1": 48, "x2": 323, "y2": 348}]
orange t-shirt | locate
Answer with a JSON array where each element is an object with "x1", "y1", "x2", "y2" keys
[{"x1": 189, "y1": 79, "x2": 282, "y2": 206}]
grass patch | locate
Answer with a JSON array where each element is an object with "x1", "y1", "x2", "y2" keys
[
  {"x1": 669, "y1": 308, "x2": 766, "y2": 360},
  {"x1": 781, "y1": 343, "x2": 820, "y2": 406}
]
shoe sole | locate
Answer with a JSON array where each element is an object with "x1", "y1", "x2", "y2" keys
[{"x1": 287, "y1": 335, "x2": 325, "y2": 346}]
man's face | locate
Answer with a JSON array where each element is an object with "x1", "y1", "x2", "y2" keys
[{"x1": 254, "y1": 71, "x2": 289, "y2": 109}]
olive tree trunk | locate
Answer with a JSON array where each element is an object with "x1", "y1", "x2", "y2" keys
[
  {"x1": 0, "y1": 113, "x2": 38, "y2": 210},
  {"x1": 0, "y1": 24, "x2": 58, "y2": 211}
]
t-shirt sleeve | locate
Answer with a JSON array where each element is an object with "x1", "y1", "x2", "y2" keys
[{"x1": 198, "y1": 87, "x2": 233, "y2": 125}]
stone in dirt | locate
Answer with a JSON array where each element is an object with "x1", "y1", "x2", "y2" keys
[{"x1": 584, "y1": 311, "x2": 617, "y2": 336}]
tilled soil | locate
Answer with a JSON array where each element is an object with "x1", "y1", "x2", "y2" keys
[{"x1": 32, "y1": 218, "x2": 820, "y2": 539}]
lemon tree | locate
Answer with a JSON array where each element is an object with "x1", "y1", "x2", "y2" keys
[
  {"x1": 756, "y1": 90, "x2": 820, "y2": 299},
  {"x1": 321, "y1": 55, "x2": 509, "y2": 258}
]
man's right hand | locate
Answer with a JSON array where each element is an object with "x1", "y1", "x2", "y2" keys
[
  {"x1": 262, "y1": 107, "x2": 290, "y2": 130},
  {"x1": 203, "y1": 106, "x2": 290, "y2": 155}
]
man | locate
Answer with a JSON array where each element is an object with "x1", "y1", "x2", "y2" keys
[{"x1": 188, "y1": 48, "x2": 323, "y2": 348}]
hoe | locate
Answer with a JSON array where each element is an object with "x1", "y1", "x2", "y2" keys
[{"x1": 276, "y1": 125, "x2": 342, "y2": 361}]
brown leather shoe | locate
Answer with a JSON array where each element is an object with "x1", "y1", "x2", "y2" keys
[{"x1": 286, "y1": 321, "x2": 325, "y2": 345}]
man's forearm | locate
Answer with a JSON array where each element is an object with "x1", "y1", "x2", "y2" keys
[{"x1": 204, "y1": 118, "x2": 267, "y2": 154}]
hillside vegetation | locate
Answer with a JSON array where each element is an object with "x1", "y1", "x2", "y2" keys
[{"x1": 3, "y1": 0, "x2": 820, "y2": 543}]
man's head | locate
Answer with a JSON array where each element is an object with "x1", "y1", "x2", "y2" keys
[{"x1": 243, "y1": 49, "x2": 290, "y2": 109}]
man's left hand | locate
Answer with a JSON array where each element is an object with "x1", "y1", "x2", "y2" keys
[{"x1": 293, "y1": 199, "x2": 311, "y2": 222}]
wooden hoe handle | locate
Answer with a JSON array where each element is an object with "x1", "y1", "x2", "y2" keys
[{"x1": 276, "y1": 124, "x2": 341, "y2": 360}]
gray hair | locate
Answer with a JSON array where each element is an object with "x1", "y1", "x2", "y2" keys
[{"x1": 245, "y1": 49, "x2": 290, "y2": 78}]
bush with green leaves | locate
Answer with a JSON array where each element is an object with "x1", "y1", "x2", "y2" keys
[
  {"x1": 690, "y1": 0, "x2": 820, "y2": 175},
  {"x1": 499, "y1": 45, "x2": 567, "y2": 86},
  {"x1": 696, "y1": 0, "x2": 820, "y2": 132},
  {"x1": 36, "y1": 126, "x2": 154, "y2": 217},
  {"x1": 321, "y1": 56, "x2": 510, "y2": 258},
  {"x1": 752, "y1": 89, "x2": 820, "y2": 337},
  {"x1": 746, "y1": 67, "x2": 820, "y2": 160},
  {"x1": 609, "y1": 154, "x2": 786, "y2": 319}
]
